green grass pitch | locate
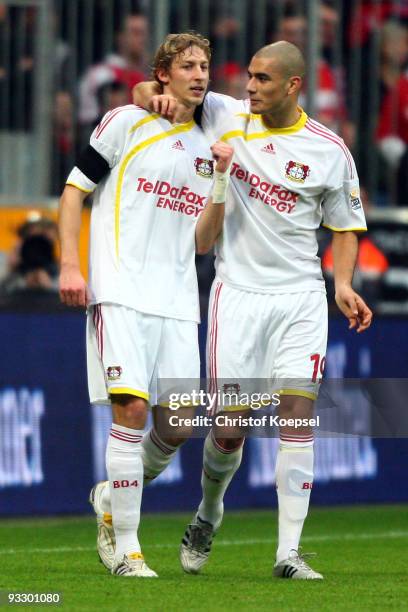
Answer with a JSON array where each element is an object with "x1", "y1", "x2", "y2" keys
[{"x1": 1, "y1": 505, "x2": 407, "y2": 611}]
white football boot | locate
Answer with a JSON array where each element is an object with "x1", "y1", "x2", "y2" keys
[
  {"x1": 112, "y1": 553, "x2": 158, "y2": 577},
  {"x1": 180, "y1": 515, "x2": 215, "y2": 574},
  {"x1": 89, "y1": 481, "x2": 115, "y2": 570},
  {"x1": 273, "y1": 549, "x2": 323, "y2": 580}
]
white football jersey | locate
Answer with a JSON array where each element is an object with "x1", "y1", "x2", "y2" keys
[
  {"x1": 202, "y1": 92, "x2": 367, "y2": 294},
  {"x1": 67, "y1": 104, "x2": 215, "y2": 322}
]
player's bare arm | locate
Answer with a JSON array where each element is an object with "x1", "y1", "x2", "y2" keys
[
  {"x1": 133, "y1": 81, "x2": 179, "y2": 118},
  {"x1": 58, "y1": 185, "x2": 89, "y2": 307},
  {"x1": 331, "y1": 231, "x2": 373, "y2": 333},
  {"x1": 195, "y1": 141, "x2": 234, "y2": 254}
]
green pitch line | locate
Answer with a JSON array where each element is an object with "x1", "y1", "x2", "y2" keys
[
  {"x1": 0, "y1": 506, "x2": 407, "y2": 611},
  {"x1": 1, "y1": 528, "x2": 408, "y2": 556}
]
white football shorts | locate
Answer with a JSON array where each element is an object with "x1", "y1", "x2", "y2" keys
[
  {"x1": 87, "y1": 303, "x2": 200, "y2": 405},
  {"x1": 207, "y1": 280, "x2": 328, "y2": 411}
]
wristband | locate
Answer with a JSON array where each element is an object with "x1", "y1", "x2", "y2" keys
[{"x1": 211, "y1": 169, "x2": 230, "y2": 204}]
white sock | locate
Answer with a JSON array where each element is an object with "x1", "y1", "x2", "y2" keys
[
  {"x1": 98, "y1": 428, "x2": 177, "y2": 514},
  {"x1": 100, "y1": 482, "x2": 111, "y2": 514},
  {"x1": 275, "y1": 433, "x2": 314, "y2": 563},
  {"x1": 141, "y1": 428, "x2": 178, "y2": 484},
  {"x1": 198, "y1": 433, "x2": 243, "y2": 531},
  {"x1": 106, "y1": 424, "x2": 144, "y2": 562}
]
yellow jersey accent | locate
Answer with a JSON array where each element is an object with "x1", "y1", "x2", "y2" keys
[
  {"x1": 220, "y1": 129, "x2": 276, "y2": 143},
  {"x1": 129, "y1": 113, "x2": 161, "y2": 133},
  {"x1": 226, "y1": 109, "x2": 308, "y2": 139},
  {"x1": 66, "y1": 182, "x2": 94, "y2": 194},
  {"x1": 278, "y1": 389, "x2": 317, "y2": 401},
  {"x1": 109, "y1": 387, "x2": 150, "y2": 400},
  {"x1": 103, "y1": 513, "x2": 112, "y2": 525},
  {"x1": 235, "y1": 112, "x2": 263, "y2": 120},
  {"x1": 114, "y1": 120, "x2": 196, "y2": 258},
  {"x1": 322, "y1": 223, "x2": 367, "y2": 233}
]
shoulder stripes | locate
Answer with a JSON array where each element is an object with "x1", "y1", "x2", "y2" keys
[
  {"x1": 305, "y1": 118, "x2": 354, "y2": 179},
  {"x1": 95, "y1": 105, "x2": 139, "y2": 139}
]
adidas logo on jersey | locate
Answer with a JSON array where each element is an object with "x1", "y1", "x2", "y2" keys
[
  {"x1": 172, "y1": 140, "x2": 185, "y2": 150},
  {"x1": 261, "y1": 143, "x2": 275, "y2": 154}
]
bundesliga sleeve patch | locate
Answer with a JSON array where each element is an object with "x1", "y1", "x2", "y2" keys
[{"x1": 349, "y1": 188, "x2": 362, "y2": 210}]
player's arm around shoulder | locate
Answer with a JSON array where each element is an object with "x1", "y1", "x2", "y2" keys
[
  {"x1": 331, "y1": 231, "x2": 373, "y2": 333},
  {"x1": 132, "y1": 81, "x2": 177, "y2": 118},
  {"x1": 132, "y1": 82, "x2": 247, "y2": 121},
  {"x1": 195, "y1": 141, "x2": 234, "y2": 255}
]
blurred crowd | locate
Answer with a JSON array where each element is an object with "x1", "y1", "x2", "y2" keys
[
  {"x1": 1, "y1": 0, "x2": 408, "y2": 200},
  {"x1": 0, "y1": 213, "x2": 63, "y2": 309},
  {"x1": 1, "y1": 0, "x2": 408, "y2": 310}
]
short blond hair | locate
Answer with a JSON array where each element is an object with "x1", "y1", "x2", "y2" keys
[{"x1": 152, "y1": 32, "x2": 211, "y2": 85}]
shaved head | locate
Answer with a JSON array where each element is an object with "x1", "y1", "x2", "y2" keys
[{"x1": 254, "y1": 41, "x2": 305, "y2": 80}]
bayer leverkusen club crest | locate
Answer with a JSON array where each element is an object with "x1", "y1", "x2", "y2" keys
[
  {"x1": 107, "y1": 366, "x2": 122, "y2": 381},
  {"x1": 285, "y1": 160, "x2": 310, "y2": 183},
  {"x1": 223, "y1": 383, "x2": 241, "y2": 395},
  {"x1": 194, "y1": 157, "x2": 214, "y2": 178}
]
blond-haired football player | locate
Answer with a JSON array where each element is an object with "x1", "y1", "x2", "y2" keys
[
  {"x1": 134, "y1": 40, "x2": 372, "y2": 580},
  {"x1": 59, "y1": 32, "x2": 233, "y2": 578}
]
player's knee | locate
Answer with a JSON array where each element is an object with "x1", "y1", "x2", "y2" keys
[
  {"x1": 278, "y1": 395, "x2": 313, "y2": 421},
  {"x1": 155, "y1": 422, "x2": 193, "y2": 445},
  {"x1": 215, "y1": 437, "x2": 244, "y2": 452},
  {"x1": 152, "y1": 405, "x2": 194, "y2": 442},
  {"x1": 111, "y1": 394, "x2": 147, "y2": 428},
  {"x1": 160, "y1": 435, "x2": 187, "y2": 448}
]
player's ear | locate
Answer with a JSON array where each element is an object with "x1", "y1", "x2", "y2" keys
[
  {"x1": 157, "y1": 68, "x2": 170, "y2": 85},
  {"x1": 287, "y1": 75, "x2": 302, "y2": 95}
]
